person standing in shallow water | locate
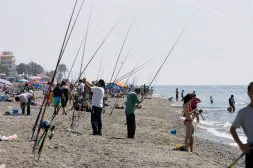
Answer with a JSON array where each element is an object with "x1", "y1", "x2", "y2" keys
[
  {"x1": 210, "y1": 96, "x2": 213, "y2": 104},
  {"x1": 125, "y1": 88, "x2": 143, "y2": 139},
  {"x1": 183, "y1": 93, "x2": 198, "y2": 153},
  {"x1": 191, "y1": 94, "x2": 201, "y2": 122},
  {"x1": 61, "y1": 81, "x2": 69, "y2": 115},
  {"x1": 176, "y1": 88, "x2": 179, "y2": 101},
  {"x1": 229, "y1": 95, "x2": 235, "y2": 112},
  {"x1": 230, "y1": 82, "x2": 253, "y2": 168},
  {"x1": 181, "y1": 90, "x2": 184, "y2": 101}
]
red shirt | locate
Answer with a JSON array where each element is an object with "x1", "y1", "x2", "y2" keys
[{"x1": 191, "y1": 97, "x2": 200, "y2": 107}]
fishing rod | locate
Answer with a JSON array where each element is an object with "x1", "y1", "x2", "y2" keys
[
  {"x1": 31, "y1": 0, "x2": 79, "y2": 142},
  {"x1": 115, "y1": 59, "x2": 155, "y2": 82},
  {"x1": 124, "y1": 54, "x2": 143, "y2": 85},
  {"x1": 227, "y1": 153, "x2": 244, "y2": 168},
  {"x1": 73, "y1": 19, "x2": 120, "y2": 86},
  {"x1": 114, "y1": 48, "x2": 132, "y2": 81},
  {"x1": 96, "y1": 60, "x2": 102, "y2": 80},
  {"x1": 32, "y1": 0, "x2": 80, "y2": 160},
  {"x1": 99, "y1": 65, "x2": 105, "y2": 79},
  {"x1": 67, "y1": 19, "x2": 120, "y2": 133},
  {"x1": 109, "y1": 60, "x2": 155, "y2": 115},
  {"x1": 66, "y1": 34, "x2": 86, "y2": 79},
  {"x1": 80, "y1": 5, "x2": 92, "y2": 76},
  {"x1": 147, "y1": 23, "x2": 189, "y2": 89},
  {"x1": 110, "y1": 22, "x2": 190, "y2": 118},
  {"x1": 61, "y1": 0, "x2": 86, "y2": 57},
  {"x1": 109, "y1": 22, "x2": 134, "y2": 84}
]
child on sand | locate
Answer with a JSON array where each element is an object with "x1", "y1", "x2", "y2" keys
[
  {"x1": 183, "y1": 93, "x2": 198, "y2": 152},
  {"x1": 15, "y1": 91, "x2": 34, "y2": 115}
]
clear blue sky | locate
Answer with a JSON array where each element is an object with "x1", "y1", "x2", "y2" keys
[{"x1": 0, "y1": 0, "x2": 252, "y2": 85}]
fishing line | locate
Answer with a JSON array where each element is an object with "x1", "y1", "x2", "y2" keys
[
  {"x1": 61, "y1": 0, "x2": 86, "y2": 57},
  {"x1": 147, "y1": 22, "x2": 190, "y2": 89},
  {"x1": 109, "y1": 20, "x2": 134, "y2": 84},
  {"x1": 73, "y1": 18, "x2": 120, "y2": 86},
  {"x1": 114, "y1": 48, "x2": 133, "y2": 81},
  {"x1": 96, "y1": 60, "x2": 102, "y2": 81},
  {"x1": 211, "y1": 85, "x2": 248, "y2": 103}
]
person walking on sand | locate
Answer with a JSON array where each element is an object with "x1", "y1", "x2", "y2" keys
[
  {"x1": 176, "y1": 88, "x2": 179, "y2": 101},
  {"x1": 191, "y1": 94, "x2": 201, "y2": 122},
  {"x1": 181, "y1": 90, "x2": 184, "y2": 101},
  {"x1": 84, "y1": 78, "x2": 105, "y2": 136},
  {"x1": 53, "y1": 83, "x2": 63, "y2": 114},
  {"x1": 125, "y1": 88, "x2": 143, "y2": 139},
  {"x1": 61, "y1": 81, "x2": 69, "y2": 115},
  {"x1": 15, "y1": 90, "x2": 34, "y2": 115},
  {"x1": 230, "y1": 82, "x2": 253, "y2": 168},
  {"x1": 229, "y1": 95, "x2": 235, "y2": 112},
  {"x1": 183, "y1": 93, "x2": 198, "y2": 152},
  {"x1": 69, "y1": 83, "x2": 75, "y2": 105}
]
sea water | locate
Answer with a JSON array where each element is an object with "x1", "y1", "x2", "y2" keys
[{"x1": 154, "y1": 85, "x2": 249, "y2": 146}]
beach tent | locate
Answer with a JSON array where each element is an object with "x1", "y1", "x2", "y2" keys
[
  {"x1": 29, "y1": 76, "x2": 41, "y2": 80},
  {"x1": 0, "y1": 79, "x2": 13, "y2": 87},
  {"x1": 106, "y1": 83, "x2": 121, "y2": 91}
]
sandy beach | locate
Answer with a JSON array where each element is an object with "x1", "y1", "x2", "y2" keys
[{"x1": 0, "y1": 91, "x2": 244, "y2": 168}]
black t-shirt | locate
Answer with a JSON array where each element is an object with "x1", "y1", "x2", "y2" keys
[
  {"x1": 229, "y1": 97, "x2": 234, "y2": 105},
  {"x1": 62, "y1": 87, "x2": 69, "y2": 99},
  {"x1": 53, "y1": 87, "x2": 62, "y2": 97}
]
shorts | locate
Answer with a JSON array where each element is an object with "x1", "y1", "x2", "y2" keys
[
  {"x1": 61, "y1": 98, "x2": 68, "y2": 108},
  {"x1": 53, "y1": 97, "x2": 61, "y2": 107}
]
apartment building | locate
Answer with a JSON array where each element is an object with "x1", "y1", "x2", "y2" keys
[{"x1": 0, "y1": 51, "x2": 16, "y2": 75}]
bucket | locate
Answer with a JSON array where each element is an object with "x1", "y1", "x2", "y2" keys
[
  {"x1": 12, "y1": 109, "x2": 19, "y2": 116},
  {"x1": 170, "y1": 129, "x2": 177, "y2": 135}
]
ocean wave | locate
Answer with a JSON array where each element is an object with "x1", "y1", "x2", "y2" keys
[
  {"x1": 152, "y1": 93, "x2": 160, "y2": 98},
  {"x1": 198, "y1": 125, "x2": 247, "y2": 145},
  {"x1": 171, "y1": 102, "x2": 183, "y2": 107}
]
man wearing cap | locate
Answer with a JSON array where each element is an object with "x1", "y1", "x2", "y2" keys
[
  {"x1": 15, "y1": 90, "x2": 34, "y2": 115},
  {"x1": 125, "y1": 88, "x2": 143, "y2": 139}
]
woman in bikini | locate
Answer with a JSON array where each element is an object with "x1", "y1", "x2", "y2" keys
[{"x1": 183, "y1": 93, "x2": 198, "y2": 152}]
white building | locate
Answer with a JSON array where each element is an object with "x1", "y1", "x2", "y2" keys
[{"x1": 0, "y1": 51, "x2": 16, "y2": 76}]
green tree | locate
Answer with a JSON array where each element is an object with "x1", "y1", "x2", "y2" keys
[
  {"x1": 16, "y1": 63, "x2": 28, "y2": 75},
  {"x1": 27, "y1": 62, "x2": 45, "y2": 76}
]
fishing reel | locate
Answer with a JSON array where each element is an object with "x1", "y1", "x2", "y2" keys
[{"x1": 40, "y1": 120, "x2": 55, "y2": 140}]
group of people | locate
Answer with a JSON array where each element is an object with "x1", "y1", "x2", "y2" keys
[
  {"x1": 13, "y1": 77, "x2": 145, "y2": 139},
  {"x1": 12, "y1": 78, "x2": 253, "y2": 167},
  {"x1": 181, "y1": 82, "x2": 253, "y2": 167}
]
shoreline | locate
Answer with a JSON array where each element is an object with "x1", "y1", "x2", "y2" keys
[{"x1": 0, "y1": 92, "x2": 244, "y2": 168}]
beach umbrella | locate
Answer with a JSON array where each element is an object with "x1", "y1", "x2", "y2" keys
[
  {"x1": 0, "y1": 79, "x2": 13, "y2": 87},
  {"x1": 115, "y1": 81, "x2": 127, "y2": 88},
  {"x1": 18, "y1": 79, "x2": 29, "y2": 83}
]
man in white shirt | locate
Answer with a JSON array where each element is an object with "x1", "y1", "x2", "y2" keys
[
  {"x1": 78, "y1": 79, "x2": 86, "y2": 99},
  {"x1": 15, "y1": 91, "x2": 34, "y2": 115},
  {"x1": 84, "y1": 79, "x2": 105, "y2": 136}
]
